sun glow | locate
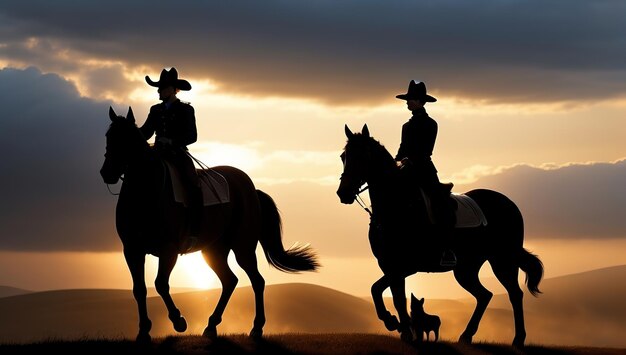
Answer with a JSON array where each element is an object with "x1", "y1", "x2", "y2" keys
[
  {"x1": 174, "y1": 252, "x2": 216, "y2": 289},
  {"x1": 190, "y1": 141, "x2": 263, "y2": 172}
]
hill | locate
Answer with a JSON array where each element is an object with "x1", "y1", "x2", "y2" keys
[
  {"x1": 0, "y1": 286, "x2": 201, "y2": 299},
  {"x1": 396, "y1": 265, "x2": 626, "y2": 348},
  {"x1": 0, "y1": 285, "x2": 32, "y2": 298},
  {"x1": 1, "y1": 266, "x2": 625, "y2": 348},
  {"x1": 0, "y1": 283, "x2": 387, "y2": 344}
]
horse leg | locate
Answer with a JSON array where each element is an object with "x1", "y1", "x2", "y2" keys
[
  {"x1": 155, "y1": 250, "x2": 187, "y2": 333},
  {"x1": 389, "y1": 277, "x2": 413, "y2": 343},
  {"x1": 234, "y1": 249, "x2": 266, "y2": 339},
  {"x1": 490, "y1": 259, "x2": 526, "y2": 348},
  {"x1": 202, "y1": 246, "x2": 238, "y2": 339},
  {"x1": 371, "y1": 275, "x2": 400, "y2": 331},
  {"x1": 123, "y1": 250, "x2": 151, "y2": 342},
  {"x1": 453, "y1": 261, "x2": 492, "y2": 344}
]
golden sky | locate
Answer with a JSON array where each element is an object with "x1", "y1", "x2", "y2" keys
[{"x1": 1, "y1": 1, "x2": 625, "y2": 298}]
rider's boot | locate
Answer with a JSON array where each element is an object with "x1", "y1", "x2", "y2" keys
[
  {"x1": 440, "y1": 247, "x2": 457, "y2": 267},
  {"x1": 181, "y1": 184, "x2": 203, "y2": 254},
  {"x1": 436, "y1": 192, "x2": 457, "y2": 267},
  {"x1": 438, "y1": 222, "x2": 457, "y2": 267}
]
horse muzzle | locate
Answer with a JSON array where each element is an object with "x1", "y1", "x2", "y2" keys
[
  {"x1": 102, "y1": 175, "x2": 120, "y2": 185},
  {"x1": 100, "y1": 167, "x2": 120, "y2": 185},
  {"x1": 337, "y1": 189, "x2": 356, "y2": 205}
]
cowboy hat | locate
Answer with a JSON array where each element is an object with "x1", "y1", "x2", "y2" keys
[
  {"x1": 145, "y1": 67, "x2": 192, "y2": 91},
  {"x1": 396, "y1": 80, "x2": 436, "y2": 102}
]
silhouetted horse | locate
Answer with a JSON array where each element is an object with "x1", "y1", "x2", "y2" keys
[
  {"x1": 100, "y1": 107, "x2": 319, "y2": 342},
  {"x1": 336, "y1": 124, "x2": 543, "y2": 348}
]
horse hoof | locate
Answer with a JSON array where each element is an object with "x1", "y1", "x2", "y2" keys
[
  {"x1": 203, "y1": 327, "x2": 218, "y2": 339},
  {"x1": 513, "y1": 338, "x2": 525, "y2": 349},
  {"x1": 459, "y1": 334, "x2": 472, "y2": 344},
  {"x1": 249, "y1": 328, "x2": 263, "y2": 340},
  {"x1": 174, "y1": 316, "x2": 187, "y2": 332},
  {"x1": 400, "y1": 331, "x2": 413, "y2": 343},
  {"x1": 383, "y1": 315, "x2": 400, "y2": 331},
  {"x1": 136, "y1": 332, "x2": 151, "y2": 344}
]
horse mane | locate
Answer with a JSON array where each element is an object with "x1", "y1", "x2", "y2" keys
[
  {"x1": 344, "y1": 131, "x2": 417, "y2": 223},
  {"x1": 345, "y1": 133, "x2": 396, "y2": 170},
  {"x1": 106, "y1": 116, "x2": 150, "y2": 151}
]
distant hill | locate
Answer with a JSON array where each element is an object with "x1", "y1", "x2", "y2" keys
[
  {"x1": 0, "y1": 286, "x2": 200, "y2": 299},
  {"x1": 491, "y1": 265, "x2": 626, "y2": 348},
  {"x1": 387, "y1": 265, "x2": 626, "y2": 348},
  {"x1": 0, "y1": 285, "x2": 32, "y2": 298},
  {"x1": 1, "y1": 266, "x2": 625, "y2": 348},
  {"x1": 0, "y1": 283, "x2": 387, "y2": 344}
]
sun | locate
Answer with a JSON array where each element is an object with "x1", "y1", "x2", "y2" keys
[{"x1": 173, "y1": 252, "x2": 216, "y2": 289}]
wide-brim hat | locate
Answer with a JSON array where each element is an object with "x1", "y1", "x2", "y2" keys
[
  {"x1": 396, "y1": 80, "x2": 436, "y2": 102},
  {"x1": 145, "y1": 67, "x2": 192, "y2": 91}
]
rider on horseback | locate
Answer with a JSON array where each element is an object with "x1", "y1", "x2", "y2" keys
[
  {"x1": 395, "y1": 80, "x2": 456, "y2": 267},
  {"x1": 140, "y1": 67, "x2": 202, "y2": 252}
]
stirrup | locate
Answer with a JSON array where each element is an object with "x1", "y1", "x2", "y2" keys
[{"x1": 440, "y1": 250, "x2": 457, "y2": 267}]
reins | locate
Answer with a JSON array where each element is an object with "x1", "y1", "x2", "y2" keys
[
  {"x1": 106, "y1": 184, "x2": 120, "y2": 195},
  {"x1": 355, "y1": 184, "x2": 372, "y2": 217},
  {"x1": 186, "y1": 151, "x2": 225, "y2": 203}
]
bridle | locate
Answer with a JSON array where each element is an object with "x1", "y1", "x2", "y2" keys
[
  {"x1": 340, "y1": 147, "x2": 372, "y2": 217},
  {"x1": 355, "y1": 184, "x2": 372, "y2": 217}
]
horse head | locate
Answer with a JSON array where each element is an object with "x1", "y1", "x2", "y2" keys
[
  {"x1": 100, "y1": 106, "x2": 146, "y2": 184},
  {"x1": 337, "y1": 124, "x2": 373, "y2": 204},
  {"x1": 337, "y1": 124, "x2": 398, "y2": 205}
]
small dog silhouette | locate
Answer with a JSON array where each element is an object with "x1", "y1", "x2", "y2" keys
[{"x1": 410, "y1": 293, "x2": 441, "y2": 342}]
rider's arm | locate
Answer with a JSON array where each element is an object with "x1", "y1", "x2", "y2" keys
[
  {"x1": 395, "y1": 121, "x2": 411, "y2": 162},
  {"x1": 138, "y1": 106, "x2": 158, "y2": 141},
  {"x1": 172, "y1": 104, "x2": 197, "y2": 148}
]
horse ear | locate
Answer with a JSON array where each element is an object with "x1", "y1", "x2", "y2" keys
[
  {"x1": 419, "y1": 298, "x2": 424, "y2": 304},
  {"x1": 345, "y1": 124, "x2": 354, "y2": 139},
  {"x1": 410, "y1": 293, "x2": 417, "y2": 302},
  {"x1": 109, "y1": 106, "x2": 117, "y2": 121},
  {"x1": 127, "y1": 106, "x2": 135, "y2": 123},
  {"x1": 362, "y1": 124, "x2": 370, "y2": 138}
]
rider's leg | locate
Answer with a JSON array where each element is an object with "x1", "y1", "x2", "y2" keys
[
  {"x1": 421, "y1": 171, "x2": 457, "y2": 267},
  {"x1": 177, "y1": 153, "x2": 202, "y2": 252}
]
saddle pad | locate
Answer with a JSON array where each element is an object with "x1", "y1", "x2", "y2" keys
[
  {"x1": 165, "y1": 161, "x2": 230, "y2": 207},
  {"x1": 452, "y1": 193, "x2": 488, "y2": 228}
]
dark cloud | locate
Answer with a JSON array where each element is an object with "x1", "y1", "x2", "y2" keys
[
  {"x1": 1, "y1": 1, "x2": 626, "y2": 105},
  {"x1": 0, "y1": 67, "x2": 118, "y2": 251},
  {"x1": 458, "y1": 160, "x2": 626, "y2": 239}
]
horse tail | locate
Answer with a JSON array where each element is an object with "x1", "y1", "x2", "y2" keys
[
  {"x1": 256, "y1": 189, "x2": 320, "y2": 273},
  {"x1": 519, "y1": 248, "x2": 544, "y2": 297}
]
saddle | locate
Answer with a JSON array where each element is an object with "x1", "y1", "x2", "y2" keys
[
  {"x1": 451, "y1": 193, "x2": 488, "y2": 227},
  {"x1": 420, "y1": 185, "x2": 487, "y2": 228},
  {"x1": 164, "y1": 161, "x2": 230, "y2": 207}
]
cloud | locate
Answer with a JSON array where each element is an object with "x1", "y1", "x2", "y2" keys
[
  {"x1": 0, "y1": 67, "x2": 117, "y2": 251},
  {"x1": 1, "y1": 1, "x2": 626, "y2": 105},
  {"x1": 0, "y1": 67, "x2": 361, "y2": 255},
  {"x1": 457, "y1": 159, "x2": 626, "y2": 239},
  {"x1": 1, "y1": 67, "x2": 623, "y2": 256}
]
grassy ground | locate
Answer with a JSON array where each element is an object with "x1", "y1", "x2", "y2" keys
[{"x1": 1, "y1": 334, "x2": 625, "y2": 355}]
